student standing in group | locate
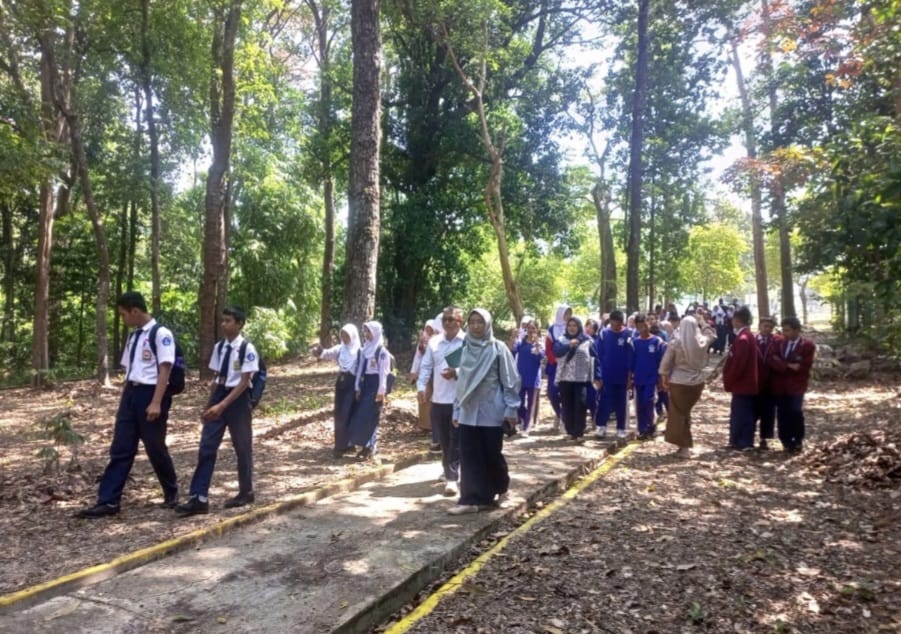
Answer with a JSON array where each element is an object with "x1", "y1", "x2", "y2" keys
[
  {"x1": 513, "y1": 318, "x2": 544, "y2": 437},
  {"x1": 770, "y1": 316, "x2": 815, "y2": 454},
  {"x1": 77, "y1": 292, "x2": 179, "y2": 518},
  {"x1": 647, "y1": 312, "x2": 670, "y2": 422},
  {"x1": 545, "y1": 305, "x2": 571, "y2": 430},
  {"x1": 593, "y1": 310, "x2": 632, "y2": 439},
  {"x1": 630, "y1": 313, "x2": 667, "y2": 440},
  {"x1": 348, "y1": 321, "x2": 391, "y2": 460},
  {"x1": 176, "y1": 306, "x2": 259, "y2": 516},
  {"x1": 313, "y1": 323, "x2": 361, "y2": 458},
  {"x1": 447, "y1": 309, "x2": 521, "y2": 515},
  {"x1": 583, "y1": 318, "x2": 601, "y2": 425},
  {"x1": 418, "y1": 307, "x2": 466, "y2": 496},
  {"x1": 722, "y1": 305, "x2": 759, "y2": 452},
  {"x1": 553, "y1": 316, "x2": 594, "y2": 441},
  {"x1": 659, "y1": 315, "x2": 715, "y2": 457},
  {"x1": 410, "y1": 318, "x2": 442, "y2": 448},
  {"x1": 754, "y1": 316, "x2": 782, "y2": 450}
]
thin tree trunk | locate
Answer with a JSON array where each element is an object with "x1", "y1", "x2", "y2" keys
[
  {"x1": 761, "y1": 0, "x2": 795, "y2": 318},
  {"x1": 1, "y1": 202, "x2": 15, "y2": 342},
  {"x1": 648, "y1": 175, "x2": 656, "y2": 312},
  {"x1": 140, "y1": 0, "x2": 162, "y2": 314},
  {"x1": 65, "y1": 100, "x2": 112, "y2": 386},
  {"x1": 310, "y1": 0, "x2": 336, "y2": 345},
  {"x1": 341, "y1": 0, "x2": 382, "y2": 326},
  {"x1": 443, "y1": 23, "x2": 524, "y2": 323},
  {"x1": 731, "y1": 38, "x2": 769, "y2": 317},
  {"x1": 625, "y1": 0, "x2": 650, "y2": 313},
  {"x1": 115, "y1": 201, "x2": 127, "y2": 360},
  {"x1": 592, "y1": 182, "x2": 617, "y2": 314},
  {"x1": 200, "y1": 0, "x2": 241, "y2": 376}
]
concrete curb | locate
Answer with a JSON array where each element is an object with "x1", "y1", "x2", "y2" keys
[
  {"x1": 0, "y1": 450, "x2": 432, "y2": 614},
  {"x1": 334, "y1": 438, "x2": 635, "y2": 634}
]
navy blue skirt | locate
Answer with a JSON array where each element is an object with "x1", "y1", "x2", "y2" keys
[{"x1": 348, "y1": 373, "x2": 382, "y2": 448}]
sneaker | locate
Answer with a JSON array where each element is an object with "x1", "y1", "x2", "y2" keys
[
  {"x1": 594, "y1": 427, "x2": 607, "y2": 439},
  {"x1": 356, "y1": 447, "x2": 375, "y2": 461},
  {"x1": 76, "y1": 503, "x2": 120, "y2": 519},
  {"x1": 737, "y1": 446, "x2": 754, "y2": 453},
  {"x1": 443, "y1": 482, "x2": 458, "y2": 497},
  {"x1": 447, "y1": 504, "x2": 479, "y2": 516},
  {"x1": 224, "y1": 492, "x2": 255, "y2": 509},
  {"x1": 429, "y1": 443, "x2": 442, "y2": 452},
  {"x1": 675, "y1": 447, "x2": 692, "y2": 459},
  {"x1": 496, "y1": 491, "x2": 511, "y2": 506},
  {"x1": 616, "y1": 429, "x2": 627, "y2": 439},
  {"x1": 520, "y1": 429, "x2": 530, "y2": 438},
  {"x1": 175, "y1": 495, "x2": 209, "y2": 517}
]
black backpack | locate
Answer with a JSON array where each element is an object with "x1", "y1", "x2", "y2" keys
[
  {"x1": 146, "y1": 324, "x2": 186, "y2": 395},
  {"x1": 217, "y1": 339, "x2": 267, "y2": 408}
]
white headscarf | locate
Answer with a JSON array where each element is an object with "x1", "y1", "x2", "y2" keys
[
  {"x1": 338, "y1": 323, "x2": 360, "y2": 372},
  {"x1": 551, "y1": 304, "x2": 571, "y2": 338},
  {"x1": 361, "y1": 320, "x2": 384, "y2": 359},
  {"x1": 426, "y1": 317, "x2": 444, "y2": 336},
  {"x1": 676, "y1": 316, "x2": 709, "y2": 369}
]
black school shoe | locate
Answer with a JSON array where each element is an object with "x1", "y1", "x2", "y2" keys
[
  {"x1": 160, "y1": 491, "x2": 180, "y2": 509},
  {"x1": 224, "y1": 492, "x2": 255, "y2": 509},
  {"x1": 76, "y1": 503, "x2": 120, "y2": 519},
  {"x1": 174, "y1": 496, "x2": 209, "y2": 517}
]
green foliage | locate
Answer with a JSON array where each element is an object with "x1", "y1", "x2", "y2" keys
[
  {"x1": 242, "y1": 306, "x2": 292, "y2": 361},
  {"x1": 34, "y1": 410, "x2": 85, "y2": 474},
  {"x1": 681, "y1": 223, "x2": 747, "y2": 302}
]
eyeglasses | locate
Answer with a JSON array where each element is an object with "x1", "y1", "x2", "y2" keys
[{"x1": 441, "y1": 316, "x2": 459, "y2": 323}]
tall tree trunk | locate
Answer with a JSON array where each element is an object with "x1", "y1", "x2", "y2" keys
[
  {"x1": 200, "y1": 0, "x2": 241, "y2": 376},
  {"x1": 443, "y1": 23, "x2": 524, "y2": 323},
  {"x1": 309, "y1": 0, "x2": 336, "y2": 345},
  {"x1": 342, "y1": 0, "x2": 382, "y2": 326},
  {"x1": 760, "y1": 0, "x2": 795, "y2": 318},
  {"x1": 731, "y1": 38, "x2": 769, "y2": 317},
  {"x1": 592, "y1": 182, "x2": 617, "y2": 314},
  {"x1": 648, "y1": 175, "x2": 656, "y2": 312},
  {"x1": 140, "y1": 0, "x2": 162, "y2": 314},
  {"x1": 625, "y1": 0, "x2": 650, "y2": 313}
]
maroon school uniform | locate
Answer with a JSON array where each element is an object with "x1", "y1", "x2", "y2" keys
[
  {"x1": 723, "y1": 327, "x2": 759, "y2": 395},
  {"x1": 769, "y1": 336, "x2": 815, "y2": 452}
]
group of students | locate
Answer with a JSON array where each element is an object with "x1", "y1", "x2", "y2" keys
[{"x1": 77, "y1": 292, "x2": 260, "y2": 519}]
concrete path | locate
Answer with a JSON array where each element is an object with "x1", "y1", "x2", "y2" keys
[{"x1": 1, "y1": 432, "x2": 622, "y2": 633}]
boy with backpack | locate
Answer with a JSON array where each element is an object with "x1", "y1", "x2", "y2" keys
[
  {"x1": 77, "y1": 292, "x2": 181, "y2": 518},
  {"x1": 176, "y1": 306, "x2": 260, "y2": 516}
]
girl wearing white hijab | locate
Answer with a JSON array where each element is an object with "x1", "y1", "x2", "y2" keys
[
  {"x1": 314, "y1": 324, "x2": 361, "y2": 458},
  {"x1": 658, "y1": 315, "x2": 716, "y2": 457},
  {"x1": 447, "y1": 308, "x2": 521, "y2": 515},
  {"x1": 544, "y1": 304, "x2": 572, "y2": 429},
  {"x1": 410, "y1": 317, "x2": 444, "y2": 441},
  {"x1": 348, "y1": 321, "x2": 391, "y2": 460}
]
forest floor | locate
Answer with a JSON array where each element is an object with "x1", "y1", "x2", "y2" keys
[{"x1": 1, "y1": 355, "x2": 900, "y2": 633}]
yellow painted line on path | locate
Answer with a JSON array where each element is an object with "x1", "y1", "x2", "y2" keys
[
  {"x1": 385, "y1": 441, "x2": 641, "y2": 634},
  {"x1": 0, "y1": 453, "x2": 429, "y2": 612}
]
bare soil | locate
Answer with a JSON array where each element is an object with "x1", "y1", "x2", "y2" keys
[{"x1": 383, "y1": 375, "x2": 901, "y2": 633}]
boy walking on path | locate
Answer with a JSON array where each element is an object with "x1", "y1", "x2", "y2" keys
[
  {"x1": 722, "y1": 305, "x2": 759, "y2": 451},
  {"x1": 77, "y1": 292, "x2": 179, "y2": 518},
  {"x1": 177, "y1": 306, "x2": 259, "y2": 516},
  {"x1": 593, "y1": 310, "x2": 633, "y2": 439}
]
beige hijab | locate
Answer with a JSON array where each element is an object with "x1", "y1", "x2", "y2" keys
[{"x1": 676, "y1": 316, "x2": 709, "y2": 369}]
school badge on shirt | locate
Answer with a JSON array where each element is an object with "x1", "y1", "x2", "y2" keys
[
  {"x1": 233, "y1": 359, "x2": 241, "y2": 371},
  {"x1": 649, "y1": 345, "x2": 656, "y2": 353},
  {"x1": 142, "y1": 349, "x2": 152, "y2": 361}
]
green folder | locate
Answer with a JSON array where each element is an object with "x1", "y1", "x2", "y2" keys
[{"x1": 444, "y1": 346, "x2": 463, "y2": 368}]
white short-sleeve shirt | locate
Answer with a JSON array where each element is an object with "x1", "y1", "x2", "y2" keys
[
  {"x1": 209, "y1": 334, "x2": 260, "y2": 388},
  {"x1": 121, "y1": 319, "x2": 176, "y2": 385}
]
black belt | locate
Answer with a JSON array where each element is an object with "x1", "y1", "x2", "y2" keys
[{"x1": 127, "y1": 381, "x2": 155, "y2": 387}]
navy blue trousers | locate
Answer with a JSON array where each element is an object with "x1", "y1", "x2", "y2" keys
[
  {"x1": 334, "y1": 372, "x2": 356, "y2": 451},
  {"x1": 754, "y1": 390, "x2": 776, "y2": 440},
  {"x1": 559, "y1": 381, "x2": 589, "y2": 438},
  {"x1": 596, "y1": 383, "x2": 628, "y2": 431},
  {"x1": 517, "y1": 386, "x2": 540, "y2": 431},
  {"x1": 97, "y1": 384, "x2": 177, "y2": 506},
  {"x1": 729, "y1": 394, "x2": 757, "y2": 449},
  {"x1": 458, "y1": 425, "x2": 509, "y2": 506},
  {"x1": 432, "y1": 403, "x2": 460, "y2": 481},
  {"x1": 635, "y1": 383, "x2": 657, "y2": 436},
  {"x1": 776, "y1": 394, "x2": 805, "y2": 450},
  {"x1": 188, "y1": 386, "x2": 253, "y2": 498}
]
